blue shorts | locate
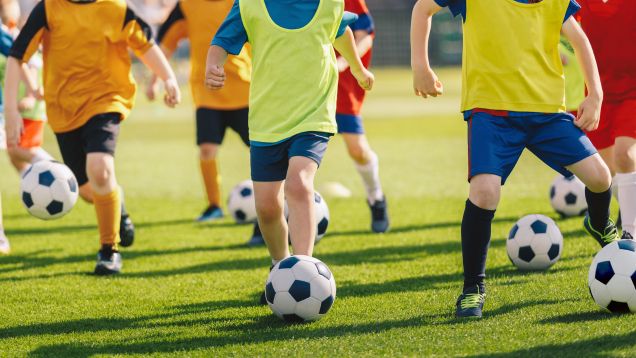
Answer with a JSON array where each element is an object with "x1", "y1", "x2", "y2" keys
[
  {"x1": 467, "y1": 112, "x2": 597, "y2": 184},
  {"x1": 250, "y1": 132, "x2": 332, "y2": 182},
  {"x1": 336, "y1": 113, "x2": 364, "y2": 134}
]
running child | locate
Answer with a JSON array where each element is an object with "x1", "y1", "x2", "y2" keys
[
  {"x1": 149, "y1": 0, "x2": 252, "y2": 222},
  {"x1": 4, "y1": 0, "x2": 181, "y2": 274},
  {"x1": 206, "y1": 0, "x2": 373, "y2": 296},
  {"x1": 412, "y1": 0, "x2": 616, "y2": 318},
  {"x1": 578, "y1": 0, "x2": 636, "y2": 240},
  {"x1": 336, "y1": 0, "x2": 389, "y2": 233}
]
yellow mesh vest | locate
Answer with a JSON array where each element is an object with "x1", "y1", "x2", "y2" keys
[
  {"x1": 461, "y1": 0, "x2": 569, "y2": 113},
  {"x1": 239, "y1": 0, "x2": 343, "y2": 143}
]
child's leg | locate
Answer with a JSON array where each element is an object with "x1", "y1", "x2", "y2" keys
[
  {"x1": 86, "y1": 153, "x2": 121, "y2": 248},
  {"x1": 463, "y1": 174, "x2": 500, "y2": 291},
  {"x1": 567, "y1": 154, "x2": 613, "y2": 231},
  {"x1": 253, "y1": 181, "x2": 288, "y2": 261},
  {"x1": 285, "y1": 156, "x2": 319, "y2": 256},
  {"x1": 613, "y1": 137, "x2": 636, "y2": 236},
  {"x1": 199, "y1": 143, "x2": 222, "y2": 208},
  {"x1": 342, "y1": 133, "x2": 384, "y2": 204},
  {"x1": 0, "y1": 194, "x2": 9, "y2": 255}
]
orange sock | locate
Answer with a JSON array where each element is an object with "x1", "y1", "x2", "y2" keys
[
  {"x1": 93, "y1": 190, "x2": 121, "y2": 248},
  {"x1": 200, "y1": 158, "x2": 221, "y2": 207}
]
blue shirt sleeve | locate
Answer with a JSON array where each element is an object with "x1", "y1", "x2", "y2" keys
[
  {"x1": 349, "y1": 13, "x2": 374, "y2": 34},
  {"x1": 0, "y1": 27, "x2": 13, "y2": 57},
  {"x1": 563, "y1": 0, "x2": 580, "y2": 23},
  {"x1": 211, "y1": 0, "x2": 248, "y2": 55},
  {"x1": 434, "y1": 0, "x2": 466, "y2": 20},
  {"x1": 336, "y1": 11, "x2": 359, "y2": 38}
]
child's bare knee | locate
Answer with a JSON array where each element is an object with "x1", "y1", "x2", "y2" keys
[
  {"x1": 285, "y1": 175, "x2": 312, "y2": 202},
  {"x1": 256, "y1": 201, "x2": 283, "y2": 222}
]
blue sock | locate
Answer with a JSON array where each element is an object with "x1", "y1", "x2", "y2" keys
[{"x1": 461, "y1": 199, "x2": 495, "y2": 293}]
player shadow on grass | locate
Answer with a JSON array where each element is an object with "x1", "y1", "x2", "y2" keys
[
  {"x1": 328, "y1": 216, "x2": 520, "y2": 238},
  {"x1": 537, "y1": 310, "x2": 612, "y2": 324},
  {"x1": 121, "y1": 240, "x2": 500, "y2": 279},
  {"x1": 472, "y1": 330, "x2": 636, "y2": 357},
  {"x1": 25, "y1": 313, "x2": 431, "y2": 356}
]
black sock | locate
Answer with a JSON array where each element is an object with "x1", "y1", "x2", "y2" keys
[
  {"x1": 585, "y1": 188, "x2": 611, "y2": 232},
  {"x1": 461, "y1": 199, "x2": 495, "y2": 293}
]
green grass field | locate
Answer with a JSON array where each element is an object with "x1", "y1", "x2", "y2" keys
[{"x1": 1, "y1": 68, "x2": 635, "y2": 357}]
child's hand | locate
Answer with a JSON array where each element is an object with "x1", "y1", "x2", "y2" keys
[
  {"x1": 575, "y1": 94, "x2": 602, "y2": 131},
  {"x1": 163, "y1": 78, "x2": 181, "y2": 108},
  {"x1": 18, "y1": 96, "x2": 36, "y2": 112},
  {"x1": 413, "y1": 67, "x2": 443, "y2": 98},
  {"x1": 146, "y1": 74, "x2": 160, "y2": 101},
  {"x1": 4, "y1": 109, "x2": 24, "y2": 149},
  {"x1": 205, "y1": 65, "x2": 226, "y2": 90},
  {"x1": 352, "y1": 67, "x2": 374, "y2": 91}
]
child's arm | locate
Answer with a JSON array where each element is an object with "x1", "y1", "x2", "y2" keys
[
  {"x1": 337, "y1": 29, "x2": 373, "y2": 73},
  {"x1": 138, "y1": 45, "x2": 181, "y2": 107},
  {"x1": 4, "y1": 57, "x2": 27, "y2": 148},
  {"x1": 205, "y1": 45, "x2": 229, "y2": 90},
  {"x1": 411, "y1": 0, "x2": 444, "y2": 98},
  {"x1": 146, "y1": 46, "x2": 175, "y2": 101},
  {"x1": 562, "y1": 17, "x2": 602, "y2": 131},
  {"x1": 333, "y1": 27, "x2": 374, "y2": 90}
]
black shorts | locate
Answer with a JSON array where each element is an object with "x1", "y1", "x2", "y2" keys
[
  {"x1": 196, "y1": 107, "x2": 249, "y2": 146},
  {"x1": 55, "y1": 113, "x2": 121, "y2": 186}
]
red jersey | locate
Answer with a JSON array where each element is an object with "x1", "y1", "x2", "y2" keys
[
  {"x1": 578, "y1": 0, "x2": 636, "y2": 101},
  {"x1": 337, "y1": 0, "x2": 375, "y2": 116}
]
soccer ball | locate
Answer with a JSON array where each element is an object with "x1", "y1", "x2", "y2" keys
[
  {"x1": 588, "y1": 240, "x2": 636, "y2": 313},
  {"x1": 20, "y1": 161, "x2": 79, "y2": 220},
  {"x1": 265, "y1": 255, "x2": 336, "y2": 322},
  {"x1": 507, "y1": 214, "x2": 563, "y2": 270},
  {"x1": 550, "y1": 175, "x2": 587, "y2": 218},
  {"x1": 314, "y1": 192, "x2": 330, "y2": 242},
  {"x1": 284, "y1": 191, "x2": 330, "y2": 243},
  {"x1": 227, "y1": 180, "x2": 257, "y2": 224}
]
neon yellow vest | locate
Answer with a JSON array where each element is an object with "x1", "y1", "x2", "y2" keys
[
  {"x1": 461, "y1": 0, "x2": 569, "y2": 113},
  {"x1": 559, "y1": 37, "x2": 585, "y2": 112},
  {"x1": 240, "y1": 0, "x2": 343, "y2": 143}
]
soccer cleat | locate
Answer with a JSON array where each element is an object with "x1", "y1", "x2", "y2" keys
[
  {"x1": 369, "y1": 197, "x2": 390, "y2": 233},
  {"x1": 455, "y1": 285, "x2": 486, "y2": 318},
  {"x1": 197, "y1": 205, "x2": 224, "y2": 222},
  {"x1": 583, "y1": 214, "x2": 620, "y2": 248},
  {"x1": 94, "y1": 247, "x2": 122, "y2": 275},
  {"x1": 247, "y1": 223, "x2": 265, "y2": 246},
  {"x1": 622, "y1": 231, "x2": 634, "y2": 241},
  {"x1": 119, "y1": 214, "x2": 135, "y2": 247},
  {"x1": 0, "y1": 233, "x2": 10, "y2": 255}
]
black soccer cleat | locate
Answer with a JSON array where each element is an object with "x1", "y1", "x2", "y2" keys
[
  {"x1": 259, "y1": 264, "x2": 275, "y2": 305},
  {"x1": 119, "y1": 214, "x2": 135, "y2": 247},
  {"x1": 455, "y1": 285, "x2": 486, "y2": 318},
  {"x1": 94, "y1": 246, "x2": 122, "y2": 275},
  {"x1": 369, "y1": 197, "x2": 390, "y2": 233}
]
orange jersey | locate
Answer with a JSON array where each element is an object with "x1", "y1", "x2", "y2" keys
[
  {"x1": 158, "y1": 0, "x2": 251, "y2": 110},
  {"x1": 10, "y1": 0, "x2": 153, "y2": 133}
]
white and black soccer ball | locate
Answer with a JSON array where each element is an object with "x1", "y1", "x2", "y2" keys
[
  {"x1": 314, "y1": 192, "x2": 330, "y2": 242},
  {"x1": 507, "y1": 214, "x2": 563, "y2": 270},
  {"x1": 550, "y1": 175, "x2": 587, "y2": 218},
  {"x1": 265, "y1": 255, "x2": 336, "y2": 322},
  {"x1": 284, "y1": 191, "x2": 330, "y2": 243},
  {"x1": 20, "y1": 161, "x2": 79, "y2": 220},
  {"x1": 588, "y1": 240, "x2": 636, "y2": 313},
  {"x1": 227, "y1": 180, "x2": 257, "y2": 224}
]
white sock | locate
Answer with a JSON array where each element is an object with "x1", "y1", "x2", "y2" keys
[
  {"x1": 355, "y1": 151, "x2": 384, "y2": 205},
  {"x1": 615, "y1": 172, "x2": 636, "y2": 235},
  {"x1": 30, "y1": 148, "x2": 54, "y2": 163}
]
